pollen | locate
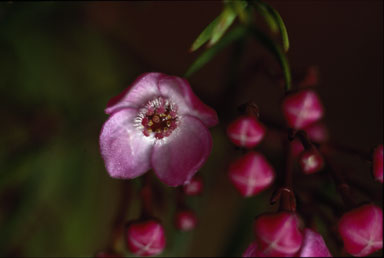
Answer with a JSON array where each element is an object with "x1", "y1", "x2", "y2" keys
[{"x1": 138, "y1": 97, "x2": 178, "y2": 139}]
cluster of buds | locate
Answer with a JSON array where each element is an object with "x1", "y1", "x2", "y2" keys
[
  {"x1": 235, "y1": 79, "x2": 382, "y2": 257},
  {"x1": 226, "y1": 103, "x2": 275, "y2": 197},
  {"x1": 244, "y1": 212, "x2": 332, "y2": 257}
]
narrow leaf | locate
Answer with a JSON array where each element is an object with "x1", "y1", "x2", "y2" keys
[
  {"x1": 248, "y1": 26, "x2": 291, "y2": 92},
  {"x1": 254, "y1": 3, "x2": 279, "y2": 33},
  {"x1": 226, "y1": 0, "x2": 249, "y2": 24},
  {"x1": 190, "y1": 16, "x2": 220, "y2": 52},
  {"x1": 255, "y1": 0, "x2": 290, "y2": 52},
  {"x1": 208, "y1": 7, "x2": 237, "y2": 47},
  {"x1": 184, "y1": 26, "x2": 247, "y2": 78}
]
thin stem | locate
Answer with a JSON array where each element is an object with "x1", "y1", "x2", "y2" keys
[
  {"x1": 140, "y1": 173, "x2": 153, "y2": 220},
  {"x1": 106, "y1": 180, "x2": 131, "y2": 250},
  {"x1": 274, "y1": 137, "x2": 296, "y2": 212}
]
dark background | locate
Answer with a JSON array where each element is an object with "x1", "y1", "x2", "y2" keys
[{"x1": 0, "y1": 1, "x2": 382, "y2": 257}]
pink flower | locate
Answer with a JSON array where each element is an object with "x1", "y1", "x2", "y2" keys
[
  {"x1": 182, "y1": 175, "x2": 204, "y2": 195},
  {"x1": 100, "y1": 73, "x2": 218, "y2": 186},
  {"x1": 373, "y1": 144, "x2": 383, "y2": 183},
  {"x1": 338, "y1": 204, "x2": 383, "y2": 257},
  {"x1": 299, "y1": 149, "x2": 324, "y2": 175},
  {"x1": 174, "y1": 210, "x2": 198, "y2": 232},
  {"x1": 227, "y1": 116, "x2": 266, "y2": 148},
  {"x1": 229, "y1": 152, "x2": 275, "y2": 197},
  {"x1": 254, "y1": 212, "x2": 303, "y2": 257},
  {"x1": 298, "y1": 228, "x2": 332, "y2": 257},
  {"x1": 282, "y1": 90, "x2": 324, "y2": 129},
  {"x1": 125, "y1": 219, "x2": 166, "y2": 257}
]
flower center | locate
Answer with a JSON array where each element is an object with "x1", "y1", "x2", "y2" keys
[{"x1": 138, "y1": 97, "x2": 178, "y2": 139}]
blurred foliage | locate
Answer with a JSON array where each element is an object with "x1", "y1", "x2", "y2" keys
[{"x1": 0, "y1": 2, "x2": 128, "y2": 256}]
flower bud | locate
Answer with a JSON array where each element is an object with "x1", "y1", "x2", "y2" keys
[
  {"x1": 125, "y1": 219, "x2": 166, "y2": 257},
  {"x1": 227, "y1": 116, "x2": 266, "y2": 148},
  {"x1": 338, "y1": 204, "x2": 383, "y2": 257},
  {"x1": 304, "y1": 122, "x2": 328, "y2": 143},
  {"x1": 229, "y1": 152, "x2": 275, "y2": 197},
  {"x1": 254, "y1": 212, "x2": 303, "y2": 257},
  {"x1": 175, "y1": 210, "x2": 197, "y2": 232},
  {"x1": 299, "y1": 149, "x2": 324, "y2": 174},
  {"x1": 373, "y1": 144, "x2": 383, "y2": 183},
  {"x1": 282, "y1": 90, "x2": 324, "y2": 129},
  {"x1": 298, "y1": 228, "x2": 332, "y2": 257},
  {"x1": 183, "y1": 175, "x2": 203, "y2": 196}
]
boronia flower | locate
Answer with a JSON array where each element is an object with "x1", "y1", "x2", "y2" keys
[
  {"x1": 254, "y1": 212, "x2": 303, "y2": 257},
  {"x1": 100, "y1": 73, "x2": 218, "y2": 186},
  {"x1": 338, "y1": 204, "x2": 383, "y2": 257}
]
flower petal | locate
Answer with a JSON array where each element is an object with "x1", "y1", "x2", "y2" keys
[
  {"x1": 158, "y1": 74, "x2": 218, "y2": 127},
  {"x1": 299, "y1": 229, "x2": 332, "y2": 257},
  {"x1": 151, "y1": 115, "x2": 212, "y2": 186},
  {"x1": 105, "y1": 73, "x2": 162, "y2": 114},
  {"x1": 99, "y1": 108, "x2": 154, "y2": 179}
]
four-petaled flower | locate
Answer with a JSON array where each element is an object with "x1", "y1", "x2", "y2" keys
[{"x1": 100, "y1": 73, "x2": 218, "y2": 186}]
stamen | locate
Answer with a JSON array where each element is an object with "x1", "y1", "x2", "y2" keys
[{"x1": 138, "y1": 97, "x2": 178, "y2": 139}]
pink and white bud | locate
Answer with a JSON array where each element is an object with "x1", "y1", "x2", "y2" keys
[
  {"x1": 373, "y1": 144, "x2": 383, "y2": 183},
  {"x1": 299, "y1": 149, "x2": 324, "y2": 175},
  {"x1": 227, "y1": 116, "x2": 266, "y2": 148},
  {"x1": 254, "y1": 212, "x2": 303, "y2": 257},
  {"x1": 125, "y1": 219, "x2": 166, "y2": 257},
  {"x1": 338, "y1": 204, "x2": 383, "y2": 257},
  {"x1": 282, "y1": 90, "x2": 324, "y2": 129},
  {"x1": 229, "y1": 152, "x2": 275, "y2": 197},
  {"x1": 304, "y1": 122, "x2": 328, "y2": 143},
  {"x1": 183, "y1": 175, "x2": 203, "y2": 196},
  {"x1": 175, "y1": 210, "x2": 197, "y2": 232},
  {"x1": 298, "y1": 228, "x2": 332, "y2": 257}
]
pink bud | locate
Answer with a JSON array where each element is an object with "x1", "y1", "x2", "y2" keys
[
  {"x1": 183, "y1": 175, "x2": 203, "y2": 196},
  {"x1": 125, "y1": 219, "x2": 166, "y2": 257},
  {"x1": 338, "y1": 204, "x2": 383, "y2": 257},
  {"x1": 373, "y1": 144, "x2": 383, "y2": 183},
  {"x1": 175, "y1": 210, "x2": 197, "y2": 232},
  {"x1": 304, "y1": 122, "x2": 328, "y2": 143},
  {"x1": 254, "y1": 212, "x2": 303, "y2": 257},
  {"x1": 282, "y1": 90, "x2": 324, "y2": 129},
  {"x1": 227, "y1": 116, "x2": 266, "y2": 148},
  {"x1": 299, "y1": 149, "x2": 324, "y2": 174},
  {"x1": 229, "y1": 152, "x2": 275, "y2": 197},
  {"x1": 298, "y1": 228, "x2": 332, "y2": 257}
]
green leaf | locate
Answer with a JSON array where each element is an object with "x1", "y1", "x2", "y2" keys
[
  {"x1": 190, "y1": 16, "x2": 220, "y2": 52},
  {"x1": 254, "y1": 3, "x2": 279, "y2": 33},
  {"x1": 184, "y1": 26, "x2": 247, "y2": 78},
  {"x1": 248, "y1": 26, "x2": 291, "y2": 92},
  {"x1": 226, "y1": 0, "x2": 249, "y2": 24},
  {"x1": 255, "y1": 0, "x2": 290, "y2": 52},
  {"x1": 208, "y1": 7, "x2": 237, "y2": 47}
]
